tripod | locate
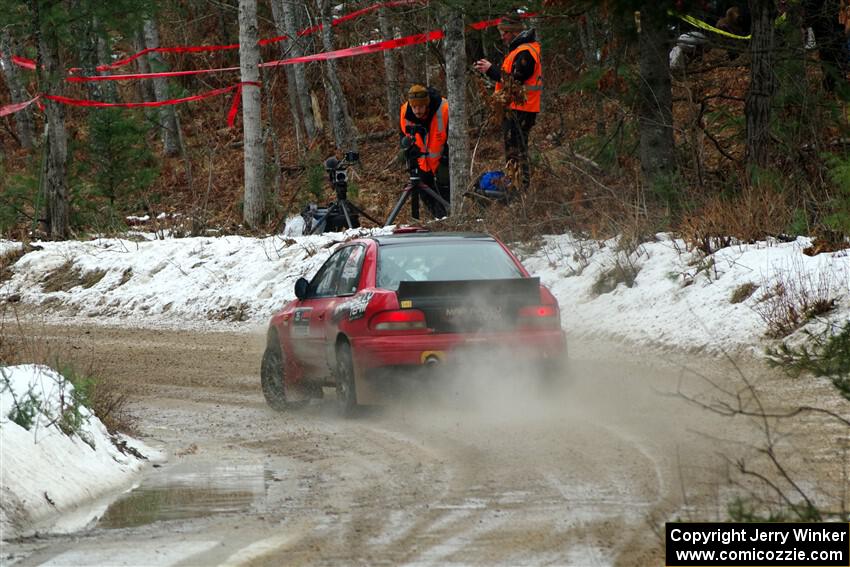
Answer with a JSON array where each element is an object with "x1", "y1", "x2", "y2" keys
[
  {"x1": 384, "y1": 148, "x2": 450, "y2": 226},
  {"x1": 305, "y1": 155, "x2": 382, "y2": 235}
]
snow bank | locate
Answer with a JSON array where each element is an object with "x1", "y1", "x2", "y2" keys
[
  {"x1": 521, "y1": 233, "x2": 850, "y2": 354},
  {"x1": 0, "y1": 229, "x2": 848, "y2": 353},
  {"x1": 0, "y1": 365, "x2": 152, "y2": 539},
  {"x1": 0, "y1": 227, "x2": 390, "y2": 327}
]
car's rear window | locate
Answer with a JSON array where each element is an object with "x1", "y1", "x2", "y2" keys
[{"x1": 376, "y1": 240, "x2": 523, "y2": 290}]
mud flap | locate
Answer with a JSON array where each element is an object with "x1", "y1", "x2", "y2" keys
[{"x1": 353, "y1": 360, "x2": 381, "y2": 405}]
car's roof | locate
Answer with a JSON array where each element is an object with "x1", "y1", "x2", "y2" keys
[{"x1": 372, "y1": 232, "x2": 497, "y2": 246}]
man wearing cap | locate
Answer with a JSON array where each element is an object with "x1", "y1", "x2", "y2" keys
[
  {"x1": 399, "y1": 84, "x2": 450, "y2": 217},
  {"x1": 473, "y1": 12, "x2": 542, "y2": 190}
]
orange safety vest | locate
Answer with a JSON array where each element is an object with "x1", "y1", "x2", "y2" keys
[
  {"x1": 495, "y1": 41, "x2": 542, "y2": 113},
  {"x1": 399, "y1": 98, "x2": 449, "y2": 173}
]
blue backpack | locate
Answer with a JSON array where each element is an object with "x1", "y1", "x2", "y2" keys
[{"x1": 474, "y1": 171, "x2": 511, "y2": 201}]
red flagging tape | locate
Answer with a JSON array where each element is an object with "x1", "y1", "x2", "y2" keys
[
  {"x1": 227, "y1": 81, "x2": 261, "y2": 127},
  {"x1": 40, "y1": 84, "x2": 241, "y2": 109},
  {"x1": 66, "y1": 66, "x2": 241, "y2": 82},
  {"x1": 0, "y1": 96, "x2": 40, "y2": 118},
  {"x1": 2, "y1": 0, "x2": 425, "y2": 74},
  {"x1": 263, "y1": 29, "x2": 444, "y2": 67},
  {"x1": 0, "y1": 11, "x2": 537, "y2": 124}
]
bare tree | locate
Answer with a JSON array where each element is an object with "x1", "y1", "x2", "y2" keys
[
  {"x1": 637, "y1": 6, "x2": 676, "y2": 185},
  {"x1": 0, "y1": 29, "x2": 35, "y2": 149},
  {"x1": 32, "y1": 0, "x2": 69, "y2": 239},
  {"x1": 143, "y1": 18, "x2": 182, "y2": 157},
  {"x1": 282, "y1": 0, "x2": 318, "y2": 142},
  {"x1": 239, "y1": 0, "x2": 265, "y2": 228},
  {"x1": 270, "y1": 0, "x2": 306, "y2": 151},
  {"x1": 746, "y1": 0, "x2": 777, "y2": 169},
  {"x1": 379, "y1": 7, "x2": 401, "y2": 129},
  {"x1": 400, "y1": 20, "x2": 425, "y2": 87},
  {"x1": 94, "y1": 20, "x2": 118, "y2": 102},
  {"x1": 133, "y1": 29, "x2": 155, "y2": 103},
  {"x1": 316, "y1": 0, "x2": 358, "y2": 151},
  {"x1": 443, "y1": 7, "x2": 469, "y2": 216}
]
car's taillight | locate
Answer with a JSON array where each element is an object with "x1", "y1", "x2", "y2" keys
[
  {"x1": 517, "y1": 305, "x2": 560, "y2": 329},
  {"x1": 369, "y1": 309, "x2": 428, "y2": 331}
]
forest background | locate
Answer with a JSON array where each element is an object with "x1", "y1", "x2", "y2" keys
[{"x1": 2, "y1": 0, "x2": 850, "y2": 251}]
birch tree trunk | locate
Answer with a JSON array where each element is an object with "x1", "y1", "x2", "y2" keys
[
  {"x1": 0, "y1": 29, "x2": 35, "y2": 149},
  {"x1": 270, "y1": 0, "x2": 306, "y2": 152},
  {"x1": 282, "y1": 0, "x2": 318, "y2": 141},
  {"x1": 379, "y1": 7, "x2": 401, "y2": 129},
  {"x1": 143, "y1": 18, "x2": 182, "y2": 157},
  {"x1": 95, "y1": 23, "x2": 118, "y2": 102},
  {"x1": 443, "y1": 9, "x2": 469, "y2": 217},
  {"x1": 239, "y1": 0, "x2": 265, "y2": 228},
  {"x1": 578, "y1": 9, "x2": 605, "y2": 137},
  {"x1": 400, "y1": 20, "x2": 426, "y2": 86},
  {"x1": 317, "y1": 0, "x2": 358, "y2": 151},
  {"x1": 637, "y1": 6, "x2": 676, "y2": 185},
  {"x1": 33, "y1": 0, "x2": 69, "y2": 239},
  {"x1": 746, "y1": 0, "x2": 776, "y2": 169},
  {"x1": 134, "y1": 29, "x2": 155, "y2": 103}
]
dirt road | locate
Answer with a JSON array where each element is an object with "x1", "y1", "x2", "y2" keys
[{"x1": 4, "y1": 323, "x2": 846, "y2": 566}]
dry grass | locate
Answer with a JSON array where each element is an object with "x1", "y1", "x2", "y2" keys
[
  {"x1": 752, "y1": 260, "x2": 841, "y2": 338},
  {"x1": 680, "y1": 185, "x2": 795, "y2": 254},
  {"x1": 0, "y1": 247, "x2": 26, "y2": 283},
  {"x1": 730, "y1": 282, "x2": 759, "y2": 304},
  {"x1": 41, "y1": 260, "x2": 83, "y2": 293},
  {"x1": 0, "y1": 304, "x2": 136, "y2": 434}
]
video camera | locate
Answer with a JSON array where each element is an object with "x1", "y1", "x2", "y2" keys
[
  {"x1": 325, "y1": 150, "x2": 359, "y2": 188},
  {"x1": 401, "y1": 124, "x2": 427, "y2": 159},
  {"x1": 299, "y1": 150, "x2": 362, "y2": 235}
]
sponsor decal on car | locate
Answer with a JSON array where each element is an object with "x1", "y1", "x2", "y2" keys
[
  {"x1": 293, "y1": 308, "x2": 312, "y2": 337},
  {"x1": 334, "y1": 292, "x2": 374, "y2": 322},
  {"x1": 444, "y1": 305, "x2": 504, "y2": 321}
]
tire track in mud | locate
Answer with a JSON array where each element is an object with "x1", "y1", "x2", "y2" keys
[{"x1": 8, "y1": 322, "x2": 829, "y2": 567}]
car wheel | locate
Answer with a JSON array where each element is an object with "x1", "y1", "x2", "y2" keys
[
  {"x1": 335, "y1": 341, "x2": 358, "y2": 416},
  {"x1": 260, "y1": 343, "x2": 306, "y2": 411}
]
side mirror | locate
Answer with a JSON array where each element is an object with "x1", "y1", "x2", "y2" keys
[{"x1": 294, "y1": 277, "x2": 309, "y2": 300}]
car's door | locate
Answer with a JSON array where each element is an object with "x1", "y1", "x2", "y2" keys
[
  {"x1": 300, "y1": 246, "x2": 355, "y2": 375},
  {"x1": 288, "y1": 248, "x2": 347, "y2": 375}
]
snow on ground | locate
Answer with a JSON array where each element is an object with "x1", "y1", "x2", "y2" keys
[
  {"x1": 0, "y1": 365, "x2": 154, "y2": 540},
  {"x1": 1, "y1": 229, "x2": 848, "y2": 352},
  {"x1": 1, "y1": 226, "x2": 849, "y2": 539},
  {"x1": 522, "y1": 233, "x2": 850, "y2": 354}
]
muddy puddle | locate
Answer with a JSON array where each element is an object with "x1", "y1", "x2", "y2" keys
[{"x1": 97, "y1": 461, "x2": 275, "y2": 529}]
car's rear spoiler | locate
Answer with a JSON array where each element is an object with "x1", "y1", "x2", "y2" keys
[{"x1": 397, "y1": 277, "x2": 541, "y2": 304}]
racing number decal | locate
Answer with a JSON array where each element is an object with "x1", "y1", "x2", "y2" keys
[{"x1": 292, "y1": 308, "x2": 313, "y2": 337}]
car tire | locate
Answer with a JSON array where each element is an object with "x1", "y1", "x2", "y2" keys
[
  {"x1": 335, "y1": 341, "x2": 358, "y2": 416},
  {"x1": 260, "y1": 343, "x2": 306, "y2": 411}
]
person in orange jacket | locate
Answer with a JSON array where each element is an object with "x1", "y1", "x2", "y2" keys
[
  {"x1": 399, "y1": 84, "x2": 450, "y2": 217},
  {"x1": 473, "y1": 12, "x2": 542, "y2": 190}
]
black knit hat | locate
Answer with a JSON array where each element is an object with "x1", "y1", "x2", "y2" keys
[{"x1": 497, "y1": 13, "x2": 525, "y2": 33}]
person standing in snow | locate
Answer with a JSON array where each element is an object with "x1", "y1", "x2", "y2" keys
[
  {"x1": 399, "y1": 84, "x2": 450, "y2": 217},
  {"x1": 473, "y1": 12, "x2": 542, "y2": 191}
]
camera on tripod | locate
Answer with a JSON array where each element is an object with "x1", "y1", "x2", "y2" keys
[
  {"x1": 299, "y1": 150, "x2": 380, "y2": 235},
  {"x1": 326, "y1": 151, "x2": 359, "y2": 187},
  {"x1": 401, "y1": 125, "x2": 426, "y2": 161}
]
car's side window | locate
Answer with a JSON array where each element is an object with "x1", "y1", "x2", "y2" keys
[
  {"x1": 308, "y1": 247, "x2": 353, "y2": 298},
  {"x1": 336, "y1": 245, "x2": 365, "y2": 296}
]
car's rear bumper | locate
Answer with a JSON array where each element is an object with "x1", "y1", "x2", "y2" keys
[{"x1": 350, "y1": 329, "x2": 567, "y2": 371}]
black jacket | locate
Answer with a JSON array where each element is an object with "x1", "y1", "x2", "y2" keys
[{"x1": 485, "y1": 29, "x2": 538, "y2": 84}]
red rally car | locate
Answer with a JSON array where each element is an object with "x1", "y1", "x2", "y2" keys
[{"x1": 261, "y1": 231, "x2": 567, "y2": 413}]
